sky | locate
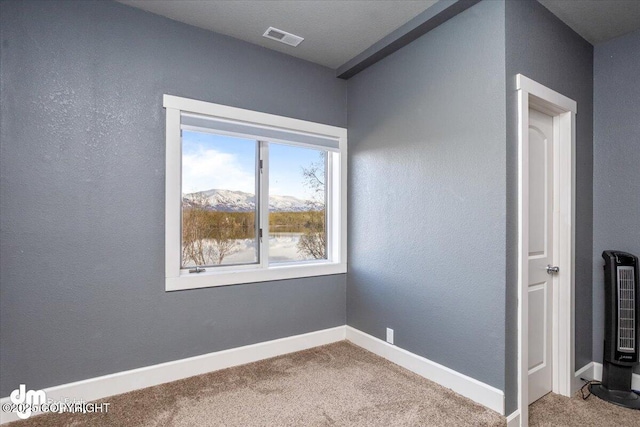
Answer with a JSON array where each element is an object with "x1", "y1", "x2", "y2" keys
[{"x1": 182, "y1": 130, "x2": 324, "y2": 200}]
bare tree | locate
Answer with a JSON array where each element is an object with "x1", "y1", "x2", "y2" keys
[
  {"x1": 297, "y1": 154, "x2": 327, "y2": 259},
  {"x1": 182, "y1": 192, "x2": 239, "y2": 267},
  {"x1": 211, "y1": 215, "x2": 239, "y2": 264},
  {"x1": 182, "y1": 194, "x2": 213, "y2": 266},
  {"x1": 297, "y1": 218, "x2": 326, "y2": 259},
  {"x1": 302, "y1": 159, "x2": 325, "y2": 200}
]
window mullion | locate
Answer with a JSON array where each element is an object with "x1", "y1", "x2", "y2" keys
[
  {"x1": 259, "y1": 141, "x2": 270, "y2": 268},
  {"x1": 329, "y1": 151, "x2": 340, "y2": 263},
  {"x1": 324, "y1": 151, "x2": 332, "y2": 262}
]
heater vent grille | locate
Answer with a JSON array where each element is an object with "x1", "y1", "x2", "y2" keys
[{"x1": 617, "y1": 266, "x2": 636, "y2": 352}]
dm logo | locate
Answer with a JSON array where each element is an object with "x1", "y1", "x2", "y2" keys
[{"x1": 9, "y1": 384, "x2": 47, "y2": 419}]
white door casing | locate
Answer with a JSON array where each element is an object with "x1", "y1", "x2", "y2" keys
[
  {"x1": 527, "y1": 108, "x2": 554, "y2": 404},
  {"x1": 516, "y1": 74, "x2": 576, "y2": 427}
]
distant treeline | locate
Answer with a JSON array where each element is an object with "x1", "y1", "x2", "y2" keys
[{"x1": 182, "y1": 208, "x2": 325, "y2": 240}]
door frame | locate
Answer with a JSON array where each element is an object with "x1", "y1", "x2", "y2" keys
[{"x1": 516, "y1": 74, "x2": 577, "y2": 427}]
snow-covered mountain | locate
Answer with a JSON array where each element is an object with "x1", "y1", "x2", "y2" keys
[{"x1": 183, "y1": 189, "x2": 323, "y2": 212}]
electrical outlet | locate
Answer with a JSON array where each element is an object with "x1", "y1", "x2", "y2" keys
[{"x1": 386, "y1": 328, "x2": 394, "y2": 345}]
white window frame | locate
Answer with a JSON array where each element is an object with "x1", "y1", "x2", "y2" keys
[{"x1": 164, "y1": 94, "x2": 347, "y2": 291}]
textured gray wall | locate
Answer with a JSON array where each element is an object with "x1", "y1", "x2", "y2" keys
[
  {"x1": 347, "y1": 0, "x2": 507, "y2": 391},
  {"x1": 505, "y1": 0, "x2": 594, "y2": 413},
  {"x1": 0, "y1": 0, "x2": 346, "y2": 396},
  {"x1": 593, "y1": 29, "x2": 640, "y2": 376}
]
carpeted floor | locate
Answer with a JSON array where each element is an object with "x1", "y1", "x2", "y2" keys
[
  {"x1": 529, "y1": 389, "x2": 640, "y2": 426},
  {"x1": 6, "y1": 341, "x2": 639, "y2": 426}
]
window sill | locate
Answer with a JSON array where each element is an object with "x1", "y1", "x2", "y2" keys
[{"x1": 166, "y1": 262, "x2": 347, "y2": 291}]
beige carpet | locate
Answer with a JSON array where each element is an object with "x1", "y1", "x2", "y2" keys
[
  {"x1": 8, "y1": 341, "x2": 503, "y2": 426},
  {"x1": 6, "y1": 341, "x2": 639, "y2": 426},
  {"x1": 529, "y1": 389, "x2": 640, "y2": 426}
]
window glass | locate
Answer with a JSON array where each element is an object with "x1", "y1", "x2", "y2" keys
[
  {"x1": 268, "y1": 143, "x2": 327, "y2": 263},
  {"x1": 181, "y1": 130, "x2": 258, "y2": 268}
]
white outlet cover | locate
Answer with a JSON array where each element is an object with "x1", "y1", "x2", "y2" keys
[{"x1": 386, "y1": 328, "x2": 394, "y2": 345}]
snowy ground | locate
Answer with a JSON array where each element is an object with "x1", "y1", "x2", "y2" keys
[{"x1": 207, "y1": 233, "x2": 313, "y2": 264}]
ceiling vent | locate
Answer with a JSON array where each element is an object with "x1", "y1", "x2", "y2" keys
[{"x1": 262, "y1": 27, "x2": 304, "y2": 47}]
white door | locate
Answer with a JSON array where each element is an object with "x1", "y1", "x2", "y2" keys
[{"x1": 527, "y1": 107, "x2": 555, "y2": 404}]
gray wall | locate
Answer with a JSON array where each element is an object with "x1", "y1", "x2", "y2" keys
[
  {"x1": 505, "y1": 0, "x2": 594, "y2": 413},
  {"x1": 0, "y1": 0, "x2": 346, "y2": 396},
  {"x1": 593, "y1": 29, "x2": 640, "y2": 375},
  {"x1": 347, "y1": 0, "x2": 507, "y2": 391}
]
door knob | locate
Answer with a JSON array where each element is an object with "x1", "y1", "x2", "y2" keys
[{"x1": 546, "y1": 265, "x2": 560, "y2": 274}]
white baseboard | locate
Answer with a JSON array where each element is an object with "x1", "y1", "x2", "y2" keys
[
  {"x1": 507, "y1": 363, "x2": 596, "y2": 427},
  {"x1": 572, "y1": 362, "x2": 595, "y2": 393},
  {"x1": 592, "y1": 362, "x2": 640, "y2": 390},
  {"x1": 572, "y1": 361, "x2": 640, "y2": 396},
  {"x1": 0, "y1": 326, "x2": 346, "y2": 425},
  {"x1": 506, "y1": 410, "x2": 520, "y2": 427},
  {"x1": 345, "y1": 326, "x2": 505, "y2": 415},
  {"x1": 25, "y1": 327, "x2": 640, "y2": 425}
]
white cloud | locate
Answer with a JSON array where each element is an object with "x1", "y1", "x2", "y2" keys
[{"x1": 182, "y1": 148, "x2": 255, "y2": 194}]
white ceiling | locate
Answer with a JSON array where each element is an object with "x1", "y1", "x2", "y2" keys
[
  {"x1": 539, "y1": 0, "x2": 640, "y2": 45},
  {"x1": 119, "y1": 0, "x2": 640, "y2": 70},
  {"x1": 118, "y1": 0, "x2": 438, "y2": 69}
]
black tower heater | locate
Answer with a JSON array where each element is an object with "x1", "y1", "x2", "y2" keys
[{"x1": 590, "y1": 250, "x2": 640, "y2": 409}]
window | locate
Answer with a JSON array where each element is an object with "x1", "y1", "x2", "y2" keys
[{"x1": 164, "y1": 95, "x2": 347, "y2": 291}]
